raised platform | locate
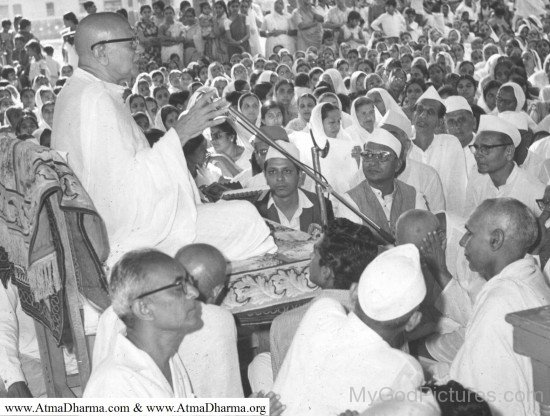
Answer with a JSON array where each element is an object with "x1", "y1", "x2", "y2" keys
[{"x1": 222, "y1": 221, "x2": 320, "y2": 326}]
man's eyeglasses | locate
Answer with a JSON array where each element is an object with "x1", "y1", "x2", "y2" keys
[
  {"x1": 134, "y1": 273, "x2": 196, "y2": 300},
  {"x1": 360, "y1": 150, "x2": 396, "y2": 162},
  {"x1": 468, "y1": 143, "x2": 509, "y2": 156},
  {"x1": 90, "y1": 36, "x2": 139, "y2": 51}
]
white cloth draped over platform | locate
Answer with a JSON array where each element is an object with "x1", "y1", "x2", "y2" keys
[{"x1": 51, "y1": 68, "x2": 276, "y2": 266}]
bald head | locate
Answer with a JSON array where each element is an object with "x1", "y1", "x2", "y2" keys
[
  {"x1": 396, "y1": 209, "x2": 439, "y2": 248},
  {"x1": 76, "y1": 13, "x2": 131, "y2": 57},
  {"x1": 175, "y1": 244, "x2": 228, "y2": 303},
  {"x1": 473, "y1": 198, "x2": 538, "y2": 255},
  {"x1": 75, "y1": 13, "x2": 136, "y2": 83}
]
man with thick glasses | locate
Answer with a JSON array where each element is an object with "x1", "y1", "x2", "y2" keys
[
  {"x1": 463, "y1": 115, "x2": 545, "y2": 217},
  {"x1": 51, "y1": 12, "x2": 276, "y2": 269},
  {"x1": 339, "y1": 129, "x2": 427, "y2": 236},
  {"x1": 84, "y1": 249, "x2": 203, "y2": 397}
]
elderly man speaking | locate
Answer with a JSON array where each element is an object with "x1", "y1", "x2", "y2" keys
[{"x1": 52, "y1": 13, "x2": 276, "y2": 266}]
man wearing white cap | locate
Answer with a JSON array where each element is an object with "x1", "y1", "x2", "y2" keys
[
  {"x1": 339, "y1": 129, "x2": 427, "y2": 235},
  {"x1": 444, "y1": 95, "x2": 477, "y2": 176},
  {"x1": 451, "y1": 198, "x2": 550, "y2": 416},
  {"x1": 272, "y1": 244, "x2": 427, "y2": 416},
  {"x1": 464, "y1": 115, "x2": 545, "y2": 217},
  {"x1": 379, "y1": 110, "x2": 446, "y2": 212},
  {"x1": 254, "y1": 140, "x2": 334, "y2": 232},
  {"x1": 409, "y1": 86, "x2": 469, "y2": 214},
  {"x1": 498, "y1": 111, "x2": 550, "y2": 184}
]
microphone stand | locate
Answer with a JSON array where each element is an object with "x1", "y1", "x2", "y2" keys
[{"x1": 226, "y1": 107, "x2": 396, "y2": 245}]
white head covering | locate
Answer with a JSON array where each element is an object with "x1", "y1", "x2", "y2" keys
[
  {"x1": 416, "y1": 85, "x2": 446, "y2": 109},
  {"x1": 365, "y1": 128, "x2": 402, "y2": 157},
  {"x1": 349, "y1": 71, "x2": 367, "y2": 94},
  {"x1": 379, "y1": 109, "x2": 413, "y2": 138},
  {"x1": 265, "y1": 140, "x2": 300, "y2": 162},
  {"x1": 230, "y1": 63, "x2": 249, "y2": 82},
  {"x1": 366, "y1": 88, "x2": 407, "y2": 127},
  {"x1": 258, "y1": 70, "x2": 277, "y2": 84},
  {"x1": 478, "y1": 114, "x2": 521, "y2": 147},
  {"x1": 445, "y1": 96, "x2": 472, "y2": 114},
  {"x1": 500, "y1": 82, "x2": 526, "y2": 112},
  {"x1": 309, "y1": 102, "x2": 350, "y2": 148},
  {"x1": 238, "y1": 93, "x2": 262, "y2": 127},
  {"x1": 131, "y1": 73, "x2": 152, "y2": 96},
  {"x1": 322, "y1": 68, "x2": 348, "y2": 95},
  {"x1": 357, "y1": 244, "x2": 426, "y2": 321},
  {"x1": 498, "y1": 111, "x2": 528, "y2": 131}
]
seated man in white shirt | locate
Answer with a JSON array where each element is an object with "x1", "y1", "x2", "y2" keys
[
  {"x1": 254, "y1": 141, "x2": 334, "y2": 233},
  {"x1": 84, "y1": 249, "x2": 203, "y2": 397},
  {"x1": 379, "y1": 110, "x2": 446, "y2": 212},
  {"x1": 498, "y1": 111, "x2": 550, "y2": 184},
  {"x1": 451, "y1": 198, "x2": 550, "y2": 416},
  {"x1": 340, "y1": 129, "x2": 427, "y2": 236},
  {"x1": 409, "y1": 86, "x2": 468, "y2": 214},
  {"x1": 444, "y1": 96, "x2": 477, "y2": 176},
  {"x1": 464, "y1": 115, "x2": 545, "y2": 217},
  {"x1": 273, "y1": 244, "x2": 429, "y2": 415},
  {"x1": 248, "y1": 218, "x2": 379, "y2": 391}
]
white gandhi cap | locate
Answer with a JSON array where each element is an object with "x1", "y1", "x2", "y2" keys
[
  {"x1": 379, "y1": 109, "x2": 413, "y2": 138},
  {"x1": 366, "y1": 128, "x2": 402, "y2": 157},
  {"x1": 357, "y1": 244, "x2": 426, "y2": 321},
  {"x1": 415, "y1": 85, "x2": 446, "y2": 110},
  {"x1": 477, "y1": 114, "x2": 521, "y2": 147},
  {"x1": 444, "y1": 95, "x2": 472, "y2": 114},
  {"x1": 265, "y1": 140, "x2": 301, "y2": 162}
]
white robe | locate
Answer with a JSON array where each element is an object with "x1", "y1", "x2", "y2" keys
[
  {"x1": 84, "y1": 332, "x2": 194, "y2": 398},
  {"x1": 273, "y1": 297, "x2": 427, "y2": 416},
  {"x1": 409, "y1": 134, "x2": 468, "y2": 215},
  {"x1": 51, "y1": 68, "x2": 276, "y2": 265},
  {"x1": 450, "y1": 257, "x2": 550, "y2": 416},
  {"x1": 92, "y1": 305, "x2": 244, "y2": 398}
]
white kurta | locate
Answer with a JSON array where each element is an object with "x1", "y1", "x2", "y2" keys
[
  {"x1": 273, "y1": 297, "x2": 426, "y2": 416},
  {"x1": 84, "y1": 332, "x2": 194, "y2": 398},
  {"x1": 450, "y1": 257, "x2": 550, "y2": 416},
  {"x1": 400, "y1": 159, "x2": 446, "y2": 212},
  {"x1": 463, "y1": 164, "x2": 545, "y2": 217},
  {"x1": 92, "y1": 305, "x2": 243, "y2": 398},
  {"x1": 51, "y1": 68, "x2": 275, "y2": 265},
  {"x1": 409, "y1": 134, "x2": 468, "y2": 215}
]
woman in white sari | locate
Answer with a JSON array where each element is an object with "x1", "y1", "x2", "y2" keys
[
  {"x1": 345, "y1": 96, "x2": 376, "y2": 146},
  {"x1": 317, "y1": 92, "x2": 354, "y2": 129},
  {"x1": 320, "y1": 68, "x2": 348, "y2": 95},
  {"x1": 366, "y1": 87, "x2": 406, "y2": 126},
  {"x1": 260, "y1": 0, "x2": 296, "y2": 56},
  {"x1": 289, "y1": 102, "x2": 357, "y2": 196}
]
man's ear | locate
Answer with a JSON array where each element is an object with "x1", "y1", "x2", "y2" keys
[
  {"x1": 490, "y1": 228, "x2": 505, "y2": 251},
  {"x1": 404, "y1": 310, "x2": 422, "y2": 332},
  {"x1": 131, "y1": 298, "x2": 155, "y2": 322},
  {"x1": 319, "y1": 265, "x2": 334, "y2": 287},
  {"x1": 93, "y1": 44, "x2": 109, "y2": 66}
]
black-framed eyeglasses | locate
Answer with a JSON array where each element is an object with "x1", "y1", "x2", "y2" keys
[
  {"x1": 90, "y1": 36, "x2": 139, "y2": 50},
  {"x1": 360, "y1": 150, "x2": 396, "y2": 162},
  {"x1": 134, "y1": 273, "x2": 196, "y2": 300},
  {"x1": 468, "y1": 143, "x2": 509, "y2": 156}
]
